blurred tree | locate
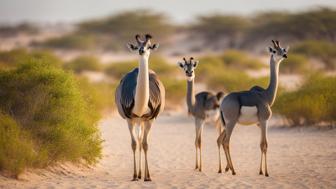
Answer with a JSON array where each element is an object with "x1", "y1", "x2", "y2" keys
[
  {"x1": 246, "y1": 8, "x2": 336, "y2": 45},
  {"x1": 191, "y1": 15, "x2": 250, "y2": 48},
  {"x1": 79, "y1": 10, "x2": 174, "y2": 42}
]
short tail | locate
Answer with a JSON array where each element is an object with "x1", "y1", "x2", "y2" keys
[{"x1": 220, "y1": 110, "x2": 226, "y2": 126}]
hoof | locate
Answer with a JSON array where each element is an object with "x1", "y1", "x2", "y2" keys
[
  {"x1": 218, "y1": 169, "x2": 222, "y2": 174},
  {"x1": 138, "y1": 175, "x2": 141, "y2": 179},
  {"x1": 259, "y1": 171, "x2": 263, "y2": 175},
  {"x1": 225, "y1": 167, "x2": 229, "y2": 172},
  {"x1": 265, "y1": 173, "x2": 269, "y2": 177},
  {"x1": 144, "y1": 178, "x2": 152, "y2": 182},
  {"x1": 232, "y1": 171, "x2": 236, "y2": 175}
]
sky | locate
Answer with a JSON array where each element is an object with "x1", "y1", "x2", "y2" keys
[{"x1": 0, "y1": 0, "x2": 335, "y2": 24}]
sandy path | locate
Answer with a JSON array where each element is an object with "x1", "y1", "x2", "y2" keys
[{"x1": 1, "y1": 114, "x2": 336, "y2": 189}]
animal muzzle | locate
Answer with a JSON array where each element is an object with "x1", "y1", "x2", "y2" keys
[{"x1": 186, "y1": 71, "x2": 193, "y2": 77}]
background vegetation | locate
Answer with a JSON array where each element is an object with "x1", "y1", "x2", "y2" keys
[
  {"x1": 0, "y1": 50, "x2": 112, "y2": 177},
  {"x1": 274, "y1": 74, "x2": 336, "y2": 126},
  {"x1": 1, "y1": 6, "x2": 336, "y2": 177}
]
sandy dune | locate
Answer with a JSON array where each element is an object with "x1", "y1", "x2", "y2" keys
[{"x1": 1, "y1": 113, "x2": 336, "y2": 189}]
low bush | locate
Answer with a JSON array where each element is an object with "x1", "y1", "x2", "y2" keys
[
  {"x1": 196, "y1": 55, "x2": 268, "y2": 92},
  {"x1": 77, "y1": 77, "x2": 116, "y2": 112},
  {"x1": 0, "y1": 113, "x2": 35, "y2": 177},
  {"x1": 64, "y1": 56, "x2": 102, "y2": 73},
  {"x1": 0, "y1": 49, "x2": 62, "y2": 69},
  {"x1": 0, "y1": 60, "x2": 102, "y2": 176},
  {"x1": 196, "y1": 56, "x2": 225, "y2": 81},
  {"x1": 281, "y1": 53, "x2": 309, "y2": 74},
  {"x1": 221, "y1": 50, "x2": 265, "y2": 70},
  {"x1": 274, "y1": 74, "x2": 336, "y2": 126},
  {"x1": 208, "y1": 69, "x2": 269, "y2": 92},
  {"x1": 105, "y1": 60, "x2": 137, "y2": 79},
  {"x1": 292, "y1": 40, "x2": 336, "y2": 69},
  {"x1": 160, "y1": 78, "x2": 186, "y2": 107}
]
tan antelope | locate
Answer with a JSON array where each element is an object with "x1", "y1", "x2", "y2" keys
[
  {"x1": 218, "y1": 40, "x2": 289, "y2": 176},
  {"x1": 115, "y1": 34, "x2": 165, "y2": 181}
]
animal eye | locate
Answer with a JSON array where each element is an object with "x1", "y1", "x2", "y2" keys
[{"x1": 283, "y1": 48, "x2": 286, "y2": 52}]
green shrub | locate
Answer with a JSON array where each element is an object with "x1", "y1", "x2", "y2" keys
[
  {"x1": 64, "y1": 56, "x2": 102, "y2": 73},
  {"x1": 160, "y1": 78, "x2": 186, "y2": 107},
  {"x1": 0, "y1": 113, "x2": 35, "y2": 177},
  {"x1": 0, "y1": 60, "x2": 102, "y2": 176},
  {"x1": 208, "y1": 69, "x2": 269, "y2": 92},
  {"x1": 292, "y1": 40, "x2": 336, "y2": 69},
  {"x1": 105, "y1": 60, "x2": 137, "y2": 79},
  {"x1": 195, "y1": 54, "x2": 267, "y2": 92},
  {"x1": 196, "y1": 56, "x2": 225, "y2": 81},
  {"x1": 77, "y1": 78, "x2": 116, "y2": 112},
  {"x1": 0, "y1": 49, "x2": 62, "y2": 69},
  {"x1": 274, "y1": 74, "x2": 336, "y2": 126},
  {"x1": 148, "y1": 56, "x2": 177, "y2": 76},
  {"x1": 281, "y1": 53, "x2": 309, "y2": 74},
  {"x1": 221, "y1": 50, "x2": 264, "y2": 70}
]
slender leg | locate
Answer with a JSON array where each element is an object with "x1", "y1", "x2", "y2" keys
[
  {"x1": 195, "y1": 120, "x2": 199, "y2": 170},
  {"x1": 259, "y1": 149, "x2": 263, "y2": 175},
  {"x1": 195, "y1": 118, "x2": 204, "y2": 172},
  {"x1": 138, "y1": 123, "x2": 144, "y2": 179},
  {"x1": 222, "y1": 121, "x2": 236, "y2": 175},
  {"x1": 260, "y1": 121, "x2": 269, "y2": 177},
  {"x1": 218, "y1": 129, "x2": 231, "y2": 173},
  {"x1": 127, "y1": 120, "x2": 138, "y2": 181},
  {"x1": 216, "y1": 120, "x2": 223, "y2": 173},
  {"x1": 143, "y1": 120, "x2": 153, "y2": 181}
]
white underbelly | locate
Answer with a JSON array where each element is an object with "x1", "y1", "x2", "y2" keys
[
  {"x1": 205, "y1": 109, "x2": 220, "y2": 123},
  {"x1": 238, "y1": 106, "x2": 259, "y2": 125}
]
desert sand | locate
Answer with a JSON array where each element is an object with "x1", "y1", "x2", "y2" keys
[{"x1": 1, "y1": 113, "x2": 336, "y2": 189}]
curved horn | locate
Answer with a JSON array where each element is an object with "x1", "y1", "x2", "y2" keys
[
  {"x1": 145, "y1": 34, "x2": 152, "y2": 43},
  {"x1": 190, "y1": 57, "x2": 194, "y2": 64},
  {"x1": 271, "y1": 40, "x2": 277, "y2": 48},
  {"x1": 135, "y1": 34, "x2": 143, "y2": 44},
  {"x1": 275, "y1": 40, "x2": 280, "y2": 47},
  {"x1": 183, "y1": 57, "x2": 188, "y2": 64}
]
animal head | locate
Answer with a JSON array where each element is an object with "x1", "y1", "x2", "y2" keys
[
  {"x1": 178, "y1": 57, "x2": 199, "y2": 80},
  {"x1": 268, "y1": 40, "x2": 289, "y2": 62},
  {"x1": 127, "y1": 34, "x2": 159, "y2": 57},
  {"x1": 205, "y1": 92, "x2": 225, "y2": 109}
]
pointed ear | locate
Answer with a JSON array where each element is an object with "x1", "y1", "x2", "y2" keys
[
  {"x1": 149, "y1": 43, "x2": 159, "y2": 50},
  {"x1": 127, "y1": 43, "x2": 138, "y2": 51},
  {"x1": 216, "y1": 91, "x2": 224, "y2": 100},
  {"x1": 193, "y1": 61, "x2": 199, "y2": 68},
  {"x1": 178, "y1": 62, "x2": 184, "y2": 68},
  {"x1": 286, "y1": 46, "x2": 290, "y2": 52}
]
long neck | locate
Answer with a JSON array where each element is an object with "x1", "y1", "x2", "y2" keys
[
  {"x1": 266, "y1": 55, "x2": 281, "y2": 106},
  {"x1": 133, "y1": 56, "x2": 150, "y2": 116},
  {"x1": 186, "y1": 77, "x2": 196, "y2": 113}
]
